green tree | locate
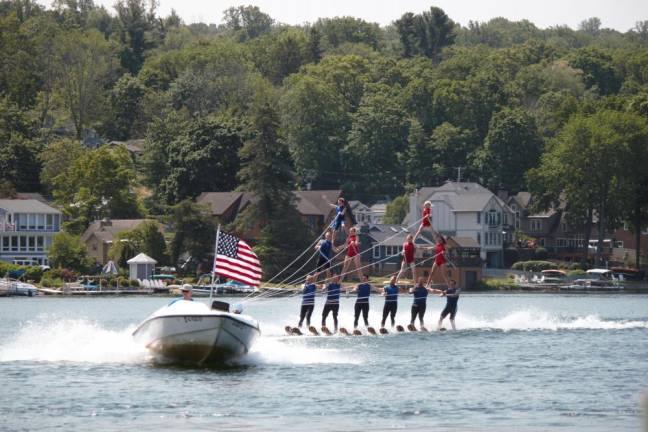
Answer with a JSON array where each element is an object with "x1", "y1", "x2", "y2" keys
[
  {"x1": 313, "y1": 16, "x2": 382, "y2": 50},
  {"x1": 473, "y1": 108, "x2": 543, "y2": 192},
  {"x1": 344, "y1": 88, "x2": 409, "y2": 200},
  {"x1": 579, "y1": 17, "x2": 601, "y2": 37},
  {"x1": 53, "y1": 28, "x2": 116, "y2": 139},
  {"x1": 568, "y1": 47, "x2": 621, "y2": 95},
  {"x1": 249, "y1": 28, "x2": 309, "y2": 85},
  {"x1": 40, "y1": 139, "x2": 86, "y2": 194},
  {"x1": 49, "y1": 232, "x2": 92, "y2": 272},
  {"x1": 109, "y1": 220, "x2": 167, "y2": 267},
  {"x1": 383, "y1": 195, "x2": 409, "y2": 224},
  {"x1": 279, "y1": 75, "x2": 348, "y2": 188},
  {"x1": 223, "y1": 5, "x2": 273, "y2": 42},
  {"x1": 52, "y1": 146, "x2": 142, "y2": 234},
  {"x1": 168, "y1": 200, "x2": 215, "y2": 273},
  {"x1": 114, "y1": 0, "x2": 158, "y2": 74},
  {"x1": 428, "y1": 122, "x2": 477, "y2": 184},
  {"x1": 0, "y1": 98, "x2": 41, "y2": 191},
  {"x1": 235, "y1": 101, "x2": 309, "y2": 277},
  {"x1": 104, "y1": 73, "x2": 146, "y2": 140},
  {"x1": 395, "y1": 7, "x2": 456, "y2": 59}
]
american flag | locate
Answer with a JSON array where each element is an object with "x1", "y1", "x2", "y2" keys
[{"x1": 213, "y1": 231, "x2": 262, "y2": 286}]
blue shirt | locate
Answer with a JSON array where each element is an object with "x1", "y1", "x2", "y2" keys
[
  {"x1": 325, "y1": 283, "x2": 341, "y2": 304},
  {"x1": 318, "y1": 239, "x2": 332, "y2": 259},
  {"x1": 356, "y1": 283, "x2": 371, "y2": 304},
  {"x1": 383, "y1": 284, "x2": 399, "y2": 303},
  {"x1": 302, "y1": 283, "x2": 316, "y2": 305},
  {"x1": 412, "y1": 286, "x2": 428, "y2": 306},
  {"x1": 335, "y1": 205, "x2": 345, "y2": 220}
]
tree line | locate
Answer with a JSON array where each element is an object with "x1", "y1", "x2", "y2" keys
[{"x1": 1, "y1": 0, "x2": 648, "y2": 272}]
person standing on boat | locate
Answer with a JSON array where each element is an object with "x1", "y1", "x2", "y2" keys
[
  {"x1": 298, "y1": 274, "x2": 317, "y2": 329},
  {"x1": 340, "y1": 226, "x2": 362, "y2": 283},
  {"x1": 168, "y1": 284, "x2": 194, "y2": 305},
  {"x1": 396, "y1": 233, "x2": 417, "y2": 282},
  {"x1": 380, "y1": 275, "x2": 400, "y2": 328},
  {"x1": 435, "y1": 279, "x2": 460, "y2": 330},
  {"x1": 314, "y1": 230, "x2": 334, "y2": 282},
  {"x1": 321, "y1": 274, "x2": 342, "y2": 332},
  {"x1": 409, "y1": 277, "x2": 435, "y2": 329},
  {"x1": 347, "y1": 274, "x2": 372, "y2": 329}
]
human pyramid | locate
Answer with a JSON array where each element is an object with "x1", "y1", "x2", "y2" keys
[{"x1": 291, "y1": 198, "x2": 461, "y2": 336}]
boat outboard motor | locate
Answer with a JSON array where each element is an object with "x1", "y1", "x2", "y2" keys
[
  {"x1": 232, "y1": 303, "x2": 244, "y2": 314},
  {"x1": 211, "y1": 300, "x2": 230, "y2": 312}
]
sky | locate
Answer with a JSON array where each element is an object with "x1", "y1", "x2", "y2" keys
[{"x1": 82, "y1": 0, "x2": 648, "y2": 32}]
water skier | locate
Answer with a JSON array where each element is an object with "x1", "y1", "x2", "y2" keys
[
  {"x1": 298, "y1": 274, "x2": 317, "y2": 329},
  {"x1": 314, "y1": 230, "x2": 334, "y2": 281},
  {"x1": 396, "y1": 233, "x2": 417, "y2": 282},
  {"x1": 413, "y1": 201, "x2": 435, "y2": 240},
  {"x1": 348, "y1": 273, "x2": 372, "y2": 329},
  {"x1": 340, "y1": 226, "x2": 362, "y2": 283},
  {"x1": 409, "y1": 277, "x2": 435, "y2": 329},
  {"x1": 321, "y1": 274, "x2": 342, "y2": 333},
  {"x1": 433, "y1": 279, "x2": 460, "y2": 330},
  {"x1": 328, "y1": 197, "x2": 348, "y2": 244},
  {"x1": 381, "y1": 275, "x2": 400, "y2": 328},
  {"x1": 426, "y1": 233, "x2": 450, "y2": 288}
]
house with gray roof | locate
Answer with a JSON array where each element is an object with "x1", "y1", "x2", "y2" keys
[
  {"x1": 404, "y1": 181, "x2": 513, "y2": 267},
  {"x1": 196, "y1": 190, "x2": 341, "y2": 238},
  {"x1": 0, "y1": 199, "x2": 62, "y2": 266}
]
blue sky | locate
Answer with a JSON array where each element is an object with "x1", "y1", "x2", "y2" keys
[{"x1": 87, "y1": 0, "x2": 647, "y2": 31}]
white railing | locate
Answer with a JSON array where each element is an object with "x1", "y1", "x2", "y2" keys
[{"x1": 0, "y1": 222, "x2": 16, "y2": 232}]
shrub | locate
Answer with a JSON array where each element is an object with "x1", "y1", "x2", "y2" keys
[
  {"x1": 129, "y1": 279, "x2": 140, "y2": 287},
  {"x1": 100, "y1": 279, "x2": 108, "y2": 288},
  {"x1": 40, "y1": 278, "x2": 53, "y2": 288},
  {"x1": 534, "y1": 247, "x2": 549, "y2": 260},
  {"x1": 109, "y1": 278, "x2": 118, "y2": 287},
  {"x1": 117, "y1": 277, "x2": 129, "y2": 287},
  {"x1": 569, "y1": 262, "x2": 586, "y2": 270},
  {"x1": 24, "y1": 266, "x2": 43, "y2": 283},
  {"x1": 567, "y1": 269, "x2": 587, "y2": 277},
  {"x1": 511, "y1": 260, "x2": 558, "y2": 272}
]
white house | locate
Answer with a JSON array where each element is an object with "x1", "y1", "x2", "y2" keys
[
  {"x1": 403, "y1": 182, "x2": 513, "y2": 267},
  {"x1": 0, "y1": 199, "x2": 62, "y2": 266}
]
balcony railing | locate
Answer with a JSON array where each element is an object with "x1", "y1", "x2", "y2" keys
[{"x1": 0, "y1": 222, "x2": 16, "y2": 232}]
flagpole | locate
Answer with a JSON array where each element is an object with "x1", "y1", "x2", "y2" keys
[{"x1": 210, "y1": 224, "x2": 221, "y2": 305}]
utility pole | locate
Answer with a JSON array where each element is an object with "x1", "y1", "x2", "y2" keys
[{"x1": 454, "y1": 167, "x2": 464, "y2": 182}]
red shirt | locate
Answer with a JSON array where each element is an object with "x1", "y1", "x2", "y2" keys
[
  {"x1": 403, "y1": 241, "x2": 415, "y2": 263},
  {"x1": 422, "y1": 207, "x2": 432, "y2": 226},
  {"x1": 347, "y1": 235, "x2": 359, "y2": 257},
  {"x1": 435, "y1": 242, "x2": 446, "y2": 265}
]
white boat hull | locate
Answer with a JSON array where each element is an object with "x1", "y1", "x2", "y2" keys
[{"x1": 133, "y1": 301, "x2": 260, "y2": 364}]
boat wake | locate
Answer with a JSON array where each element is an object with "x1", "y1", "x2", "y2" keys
[
  {"x1": 0, "y1": 317, "x2": 146, "y2": 363},
  {"x1": 458, "y1": 310, "x2": 648, "y2": 331},
  {"x1": 0, "y1": 317, "x2": 361, "y2": 366}
]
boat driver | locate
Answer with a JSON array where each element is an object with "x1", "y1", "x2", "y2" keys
[{"x1": 169, "y1": 284, "x2": 194, "y2": 305}]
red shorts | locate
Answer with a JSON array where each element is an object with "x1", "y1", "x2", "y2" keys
[
  {"x1": 347, "y1": 249, "x2": 359, "y2": 258},
  {"x1": 422, "y1": 218, "x2": 431, "y2": 227},
  {"x1": 435, "y1": 255, "x2": 446, "y2": 266}
]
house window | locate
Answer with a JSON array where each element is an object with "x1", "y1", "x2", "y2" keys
[
  {"x1": 28, "y1": 236, "x2": 35, "y2": 252},
  {"x1": 37, "y1": 214, "x2": 45, "y2": 230},
  {"x1": 36, "y1": 236, "x2": 44, "y2": 252},
  {"x1": 477, "y1": 232, "x2": 481, "y2": 245},
  {"x1": 373, "y1": 246, "x2": 380, "y2": 259},
  {"x1": 28, "y1": 214, "x2": 36, "y2": 230},
  {"x1": 2, "y1": 236, "x2": 9, "y2": 251},
  {"x1": 615, "y1": 241, "x2": 624, "y2": 248},
  {"x1": 11, "y1": 236, "x2": 18, "y2": 251},
  {"x1": 477, "y1": 212, "x2": 481, "y2": 224},
  {"x1": 20, "y1": 236, "x2": 27, "y2": 252},
  {"x1": 18, "y1": 214, "x2": 27, "y2": 230},
  {"x1": 531, "y1": 220, "x2": 542, "y2": 232}
]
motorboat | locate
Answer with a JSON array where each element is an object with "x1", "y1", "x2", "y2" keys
[
  {"x1": 539, "y1": 269, "x2": 567, "y2": 284},
  {"x1": 562, "y1": 269, "x2": 623, "y2": 291},
  {"x1": 0, "y1": 278, "x2": 38, "y2": 296},
  {"x1": 191, "y1": 275, "x2": 257, "y2": 296},
  {"x1": 132, "y1": 299, "x2": 260, "y2": 364}
]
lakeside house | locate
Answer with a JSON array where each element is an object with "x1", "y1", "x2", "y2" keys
[
  {"x1": 403, "y1": 181, "x2": 513, "y2": 268},
  {"x1": 349, "y1": 200, "x2": 387, "y2": 224},
  {"x1": 196, "y1": 190, "x2": 340, "y2": 238},
  {"x1": 0, "y1": 199, "x2": 62, "y2": 266},
  {"x1": 81, "y1": 218, "x2": 162, "y2": 265}
]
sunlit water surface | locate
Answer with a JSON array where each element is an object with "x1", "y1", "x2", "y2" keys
[{"x1": 1, "y1": 293, "x2": 647, "y2": 431}]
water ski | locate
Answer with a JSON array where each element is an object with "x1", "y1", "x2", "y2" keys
[
  {"x1": 291, "y1": 327, "x2": 303, "y2": 336},
  {"x1": 321, "y1": 326, "x2": 333, "y2": 336},
  {"x1": 285, "y1": 325, "x2": 294, "y2": 335},
  {"x1": 439, "y1": 327, "x2": 447, "y2": 332},
  {"x1": 339, "y1": 327, "x2": 350, "y2": 336},
  {"x1": 396, "y1": 325, "x2": 405, "y2": 333},
  {"x1": 407, "y1": 324, "x2": 417, "y2": 332},
  {"x1": 352, "y1": 329, "x2": 362, "y2": 336},
  {"x1": 420, "y1": 326, "x2": 429, "y2": 332},
  {"x1": 367, "y1": 327, "x2": 377, "y2": 335},
  {"x1": 379, "y1": 327, "x2": 388, "y2": 334},
  {"x1": 308, "y1": 326, "x2": 320, "y2": 336}
]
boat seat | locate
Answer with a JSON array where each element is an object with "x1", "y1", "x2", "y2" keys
[{"x1": 211, "y1": 301, "x2": 230, "y2": 312}]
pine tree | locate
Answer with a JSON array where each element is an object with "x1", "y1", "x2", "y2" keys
[{"x1": 236, "y1": 102, "x2": 309, "y2": 278}]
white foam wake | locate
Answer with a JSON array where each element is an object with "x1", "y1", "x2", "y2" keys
[
  {"x1": 0, "y1": 317, "x2": 147, "y2": 363},
  {"x1": 458, "y1": 310, "x2": 648, "y2": 331},
  {"x1": 241, "y1": 336, "x2": 362, "y2": 366}
]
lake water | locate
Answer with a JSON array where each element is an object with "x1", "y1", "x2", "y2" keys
[{"x1": 1, "y1": 293, "x2": 647, "y2": 432}]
